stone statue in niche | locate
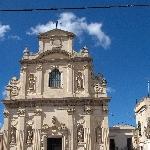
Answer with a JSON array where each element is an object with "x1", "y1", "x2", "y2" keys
[
  {"x1": 96, "y1": 126, "x2": 102, "y2": 143},
  {"x1": 26, "y1": 125, "x2": 33, "y2": 144},
  {"x1": 145, "y1": 120, "x2": 150, "y2": 139},
  {"x1": 10, "y1": 126, "x2": 16, "y2": 143},
  {"x1": 77, "y1": 125, "x2": 84, "y2": 142},
  {"x1": 76, "y1": 72, "x2": 84, "y2": 90},
  {"x1": 28, "y1": 74, "x2": 36, "y2": 92}
]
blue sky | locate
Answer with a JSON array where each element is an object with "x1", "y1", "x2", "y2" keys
[{"x1": 0, "y1": 0, "x2": 150, "y2": 127}]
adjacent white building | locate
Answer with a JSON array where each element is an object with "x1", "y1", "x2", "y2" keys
[
  {"x1": 1, "y1": 28, "x2": 110, "y2": 150},
  {"x1": 109, "y1": 124, "x2": 135, "y2": 150},
  {"x1": 134, "y1": 97, "x2": 150, "y2": 150}
]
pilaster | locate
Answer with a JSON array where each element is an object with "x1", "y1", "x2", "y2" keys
[
  {"x1": 83, "y1": 65, "x2": 90, "y2": 97},
  {"x1": 20, "y1": 65, "x2": 27, "y2": 98},
  {"x1": 16, "y1": 108, "x2": 26, "y2": 150},
  {"x1": 102, "y1": 103, "x2": 109, "y2": 150},
  {"x1": 67, "y1": 106, "x2": 75, "y2": 150},
  {"x1": 36, "y1": 64, "x2": 43, "y2": 96},
  {"x1": 3, "y1": 109, "x2": 10, "y2": 150},
  {"x1": 67, "y1": 64, "x2": 73, "y2": 96},
  {"x1": 33, "y1": 107, "x2": 42, "y2": 150}
]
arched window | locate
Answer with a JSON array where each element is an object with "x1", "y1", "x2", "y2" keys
[{"x1": 49, "y1": 69, "x2": 61, "y2": 88}]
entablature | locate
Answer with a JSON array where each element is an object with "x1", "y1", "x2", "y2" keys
[{"x1": 2, "y1": 97, "x2": 110, "y2": 108}]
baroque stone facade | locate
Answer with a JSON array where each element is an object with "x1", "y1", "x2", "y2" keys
[{"x1": 1, "y1": 28, "x2": 110, "y2": 150}]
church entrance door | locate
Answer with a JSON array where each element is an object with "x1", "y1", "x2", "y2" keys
[{"x1": 47, "y1": 138, "x2": 62, "y2": 150}]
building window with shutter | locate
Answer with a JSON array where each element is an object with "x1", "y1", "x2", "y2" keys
[{"x1": 49, "y1": 69, "x2": 61, "y2": 88}]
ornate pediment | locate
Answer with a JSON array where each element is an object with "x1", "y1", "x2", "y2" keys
[{"x1": 39, "y1": 29, "x2": 75, "y2": 39}]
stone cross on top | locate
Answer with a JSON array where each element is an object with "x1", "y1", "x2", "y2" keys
[{"x1": 56, "y1": 21, "x2": 58, "y2": 29}]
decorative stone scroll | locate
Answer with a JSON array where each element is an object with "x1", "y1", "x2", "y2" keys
[
  {"x1": 76, "y1": 72, "x2": 84, "y2": 90},
  {"x1": 94, "y1": 73, "x2": 107, "y2": 97},
  {"x1": 26, "y1": 125, "x2": 33, "y2": 144},
  {"x1": 28, "y1": 74, "x2": 36, "y2": 92},
  {"x1": 77, "y1": 124, "x2": 84, "y2": 143},
  {"x1": 3, "y1": 109, "x2": 9, "y2": 118},
  {"x1": 10, "y1": 126, "x2": 16, "y2": 144},
  {"x1": 102, "y1": 104, "x2": 108, "y2": 112},
  {"x1": 6, "y1": 77, "x2": 20, "y2": 98},
  {"x1": 145, "y1": 120, "x2": 150, "y2": 139}
]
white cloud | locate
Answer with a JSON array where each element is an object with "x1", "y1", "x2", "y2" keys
[
  {"x1": 27, "y1": 12, "x2": 111, "y2": 49},
  {"x1": 0, "y1": 23, "x2": 10, "y2": 39},
  {"x1": 107, "y1": 87, "x2": 116, "y2": 93},
  {"x1": 8, "y1": 35, "x2": 21, "y2": 40}
]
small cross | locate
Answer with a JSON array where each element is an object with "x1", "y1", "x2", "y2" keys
[{"x1": 56, "y1": 21, "x2": 58, "y2": 29}]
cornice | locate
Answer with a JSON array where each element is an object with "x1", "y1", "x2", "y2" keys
[
  {"x1": 20, "y1": 56, "x2": 92, "y2": 65},
  {"x1": 2, "y1": 97, "x2": 110, "y2": 108}
]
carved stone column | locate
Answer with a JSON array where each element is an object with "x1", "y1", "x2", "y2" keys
[
  {"x1": 16, "y1": 108, "x2": 25, "y2": 150},
  {"x1": 36, "y1": 64, "x2": 43, "y2": 96},
  {"x1": 20, "y1": 65, "x2": 27, "y2": 98},
  {"x1": 67, "y1": 106, "x2": 75, "y2": 150},
  {"x1": 102, "y1": 103, "x2": 109, "y2": 150},
  {"x1": 3, "y1": 109, "x2": 10, "y2": 150},
  {"x1": 33, "y1": 107, "x2": 42, "y2": 150}
]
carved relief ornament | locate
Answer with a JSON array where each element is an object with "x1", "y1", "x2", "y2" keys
[
  {"x1": 77, "y1": 124, "x2": 84, "y2": 143},
  {"x1": 34, "y1": 107, "x2": 42, "y2": 116},
  {"x1": 84, "y1": 106, "x2": 93, "y2": 114},
  {"x1": 17, "y1": 108, "x2": 25, "y2": 116},
  {"x1": 26, "y1": 125, "x2": 33, "y2": 144},
  {"x1": 41, "y1": 116, "x2": 69, "y2": 148},
  {"x1": 10, "y1": 126, "x2": 16, "y2": 144},
  {"x1": 6, "y1": 77, "x2": 20, "y2": 97},
  {"x1": 67, "y1": 106, "x2": 75, "y2": 115},
  {"x1": 36, "y1": 64, "x2": 42, "y2": 71},
  {"x1": 145, "y1": 120, "x2": 150, "y2": 139}
]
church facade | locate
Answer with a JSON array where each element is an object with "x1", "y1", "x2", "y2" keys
[{"x1": 1, "y1": 28, "x2": 110, "y2": 150}]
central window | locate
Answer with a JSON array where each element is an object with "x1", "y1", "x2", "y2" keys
[{"x1": 49, "y1": 69, "x2": 61, "y2": 88}]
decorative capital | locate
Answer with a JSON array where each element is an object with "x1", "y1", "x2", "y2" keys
[
  {"x1": 17, "y1": 108, "x2": 25, "y2": 116},
  {"x1": 34, "y1": 107, "x2": 42, "y2": 116},
  {"x1": 21, "y1": 66, "x2": 27, "y2": 72},
  {"x1": 83, "y1": 64, "x2": 88, "y2": 69},
  {"x1": 103, "y1": 105, "x2": 108, "y2": 112},
  {"x1": 67, "y1": 106, "x2": 75, "y2": 115},
  {"x1": 67, "y1": 64, "x2": 72, "y2": 68},
  {"x1": 36, "y1": 64, "x2": 42, "y2": 71},
  {"x1": 84, "y1": 106, "x2": 93, "y2": 115}
]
